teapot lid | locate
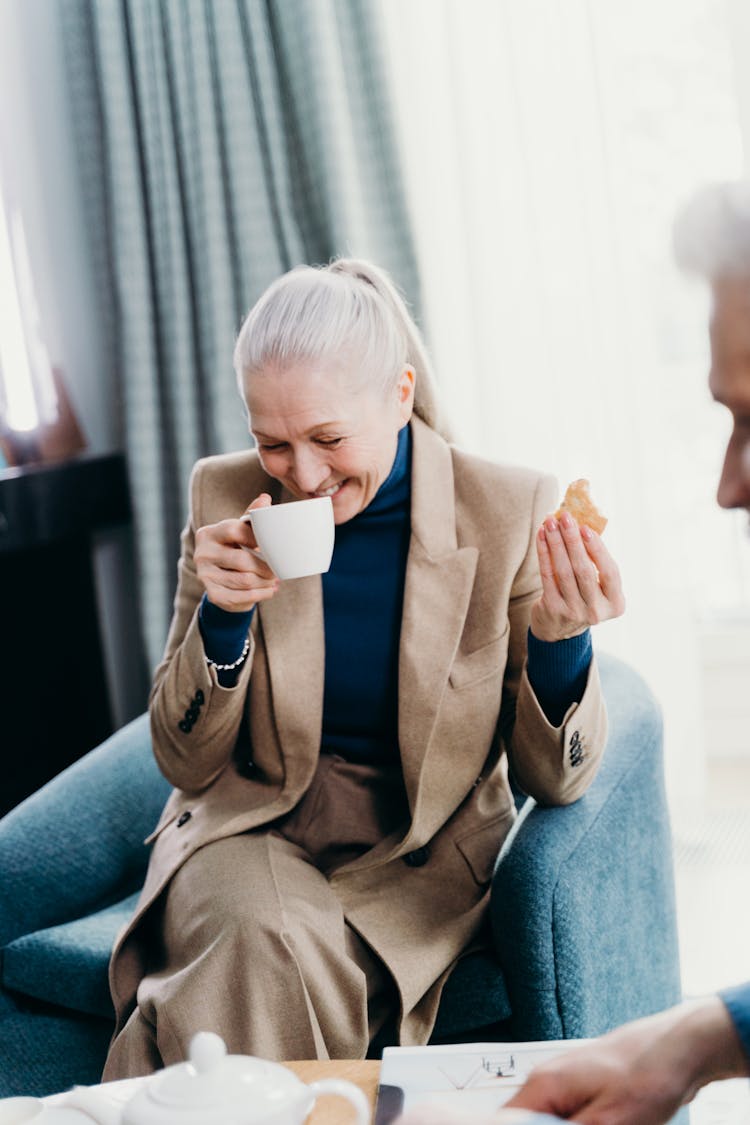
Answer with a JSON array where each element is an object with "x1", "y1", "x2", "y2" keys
[{"x1": 123, "y1": 1033, "x2": 312, "y2": 1123}]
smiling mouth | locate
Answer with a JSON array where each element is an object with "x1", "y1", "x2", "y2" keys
[{"x1": 313, "y1": 480, "x2": 348, "y2": 498}]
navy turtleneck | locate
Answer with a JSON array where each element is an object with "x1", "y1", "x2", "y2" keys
[{"x1": 320, "y1": 422, "x2": 412, "y2": 762}]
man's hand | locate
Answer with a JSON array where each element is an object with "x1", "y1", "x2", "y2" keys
[{"x1": 505, "y1": 996, "x2": 749, "y2": 1124}]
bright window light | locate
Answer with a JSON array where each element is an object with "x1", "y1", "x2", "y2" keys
[{"x1": 0, "y1": 187, "x2": 54, "y2": 433}]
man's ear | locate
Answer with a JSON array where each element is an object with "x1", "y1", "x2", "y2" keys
[{"x1": 398, "y1": 365, "x2": 416, "y2": 423}]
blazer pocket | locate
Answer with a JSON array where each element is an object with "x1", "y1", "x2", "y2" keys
[
  {"x1": 449, "y1": 626, "x2": 510, "y2": 691},
  {"x1": 455, "y1": 810, "x2": 515, "y2": 886}
]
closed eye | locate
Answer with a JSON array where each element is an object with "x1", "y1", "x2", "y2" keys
[{"x1": 255, "y1": 434, "x2": 345, "y2": 451}]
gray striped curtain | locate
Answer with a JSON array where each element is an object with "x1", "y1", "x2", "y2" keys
[{"x1": 60, "y1": 0, "x2": 421, "y2": 670}]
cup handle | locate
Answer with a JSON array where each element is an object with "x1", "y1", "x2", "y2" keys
[
  {"x1": 239, "y1": 514, "x2": 270, "y2": 564},
  {"x1": 308, "y1": 1078, "x2": 370, "y2": 1125}
]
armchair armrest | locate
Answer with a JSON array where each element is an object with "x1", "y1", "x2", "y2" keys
[
  {"x1": 0, "y1": 713, "x2": 169, "y2": 949},
  {"x1": 491, "y1": 652, "x2": 682, "y2": 1040}
]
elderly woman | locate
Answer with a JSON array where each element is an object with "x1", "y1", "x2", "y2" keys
[{"x1": 103, "y1": 258, "x2": 624, "y2": 1078}]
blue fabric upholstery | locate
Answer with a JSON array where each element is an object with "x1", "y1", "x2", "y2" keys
[
  {"x1": 489, "y1": 653, "x2": 681, "y2": 1041},
  {"x1": 3, "y1": 894, "x2": 140, "y2": 1020},
  {"x1": 0, "y1": 654, "x2": 681, "y2": 1097},
  {"x1": 432, "y1": 951, "x2": 513, "y2": 1038},
  {"x1": 0, "y1": 713, "x2": 170, "y2": 953},
  {"x1": 0, "y1": 1013, "x2": 114, "y2": 1094}
]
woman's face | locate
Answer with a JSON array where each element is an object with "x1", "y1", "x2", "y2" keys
[{"x1": 246, "y1": 362, "x2": 415, "y2": 524}]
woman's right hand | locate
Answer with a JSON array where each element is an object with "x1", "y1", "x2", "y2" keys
[{"x1": 194, "y1": 493, "x2": 280, "y2": 612}]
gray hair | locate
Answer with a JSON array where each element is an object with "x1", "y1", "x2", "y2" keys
[
  {"x1": 233, "y1": 258, "x2": 452, "y2": 440},
  {"x1": 674, "y1": 180, "x2": 750, "y2": 280}
]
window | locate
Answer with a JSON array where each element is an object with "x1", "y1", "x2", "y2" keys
[{"x1": 0, "y1": 172, "x2": 56, "y2": 462}]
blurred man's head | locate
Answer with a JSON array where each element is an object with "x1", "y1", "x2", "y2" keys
[{"x1": 674, "y1": 183, "x2": 750, "y2": 518}]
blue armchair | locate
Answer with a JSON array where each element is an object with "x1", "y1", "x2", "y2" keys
[{"x1": 0, "y1": 653, "x2": 681, "y2": 1096}]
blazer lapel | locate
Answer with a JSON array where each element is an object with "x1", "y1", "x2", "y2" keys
[
  {"x1": 255, "y1": 483, "x2": 325, "y2": 792},
  {"x1": 398, "y1": 418, "x2": 478, "y2": 820}
]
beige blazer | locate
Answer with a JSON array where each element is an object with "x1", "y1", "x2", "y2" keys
[{"x1": 109, "y1": 416, "x2": 607, "y2": 1045}]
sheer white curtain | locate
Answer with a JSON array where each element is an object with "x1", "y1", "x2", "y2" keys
[{"x1": 380, "y1": 0, "x2": 750, "y2": 834}]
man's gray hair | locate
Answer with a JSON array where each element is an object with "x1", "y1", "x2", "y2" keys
[
  {"x1": 233, "y1": 258, "x2": 452, "y2": 439},
  {"x1": 674, "y1": 180, "x2": 750, "y2": 280}
]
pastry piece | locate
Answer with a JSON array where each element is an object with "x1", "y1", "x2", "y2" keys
[{"x1": 555, "y1": 479, "x2": 607, "y2": 534}]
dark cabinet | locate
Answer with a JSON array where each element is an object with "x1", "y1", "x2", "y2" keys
[{"x1": 0, "y1": 453, "x2": 132, "y2": 815}]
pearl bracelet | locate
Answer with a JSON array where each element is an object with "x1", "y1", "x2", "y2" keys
[{"x1": 205, "y1": 634, "x2": 251, "y2": 672}]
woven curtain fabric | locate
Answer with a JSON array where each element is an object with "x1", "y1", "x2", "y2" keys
[{"x1": 60, "y1": 0, "x2": 419, "y2": 669}]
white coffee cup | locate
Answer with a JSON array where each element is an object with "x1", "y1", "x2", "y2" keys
[{"x1": 243, "y1": 496, "x2": 335, "y2": 580}]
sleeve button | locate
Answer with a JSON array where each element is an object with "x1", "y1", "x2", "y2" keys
[{"x1": 403, "y1": 846, "x2": 430, "y2": 868}]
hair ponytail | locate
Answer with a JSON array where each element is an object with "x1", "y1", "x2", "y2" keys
[{"x1": 327, "y1": 258, "x2": 453, "y2": 441}]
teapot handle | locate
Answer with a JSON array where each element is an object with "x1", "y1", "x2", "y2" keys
[{"x1": 307, "y1": 1079, "x2": 370, "y2": 1125}]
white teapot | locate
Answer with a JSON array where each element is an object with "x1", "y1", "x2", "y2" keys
[{"x1": 0, "y1": 1033, "x2": 370, "y2": 1125}]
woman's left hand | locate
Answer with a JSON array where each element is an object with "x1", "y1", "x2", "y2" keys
[{"x1": 529, "y1": 512, "x2": 626, "y2": 643}]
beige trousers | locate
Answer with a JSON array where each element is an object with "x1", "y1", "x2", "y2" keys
[{"x1": 103, "y1": 754, "x2": 409, "y2": 1079}]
